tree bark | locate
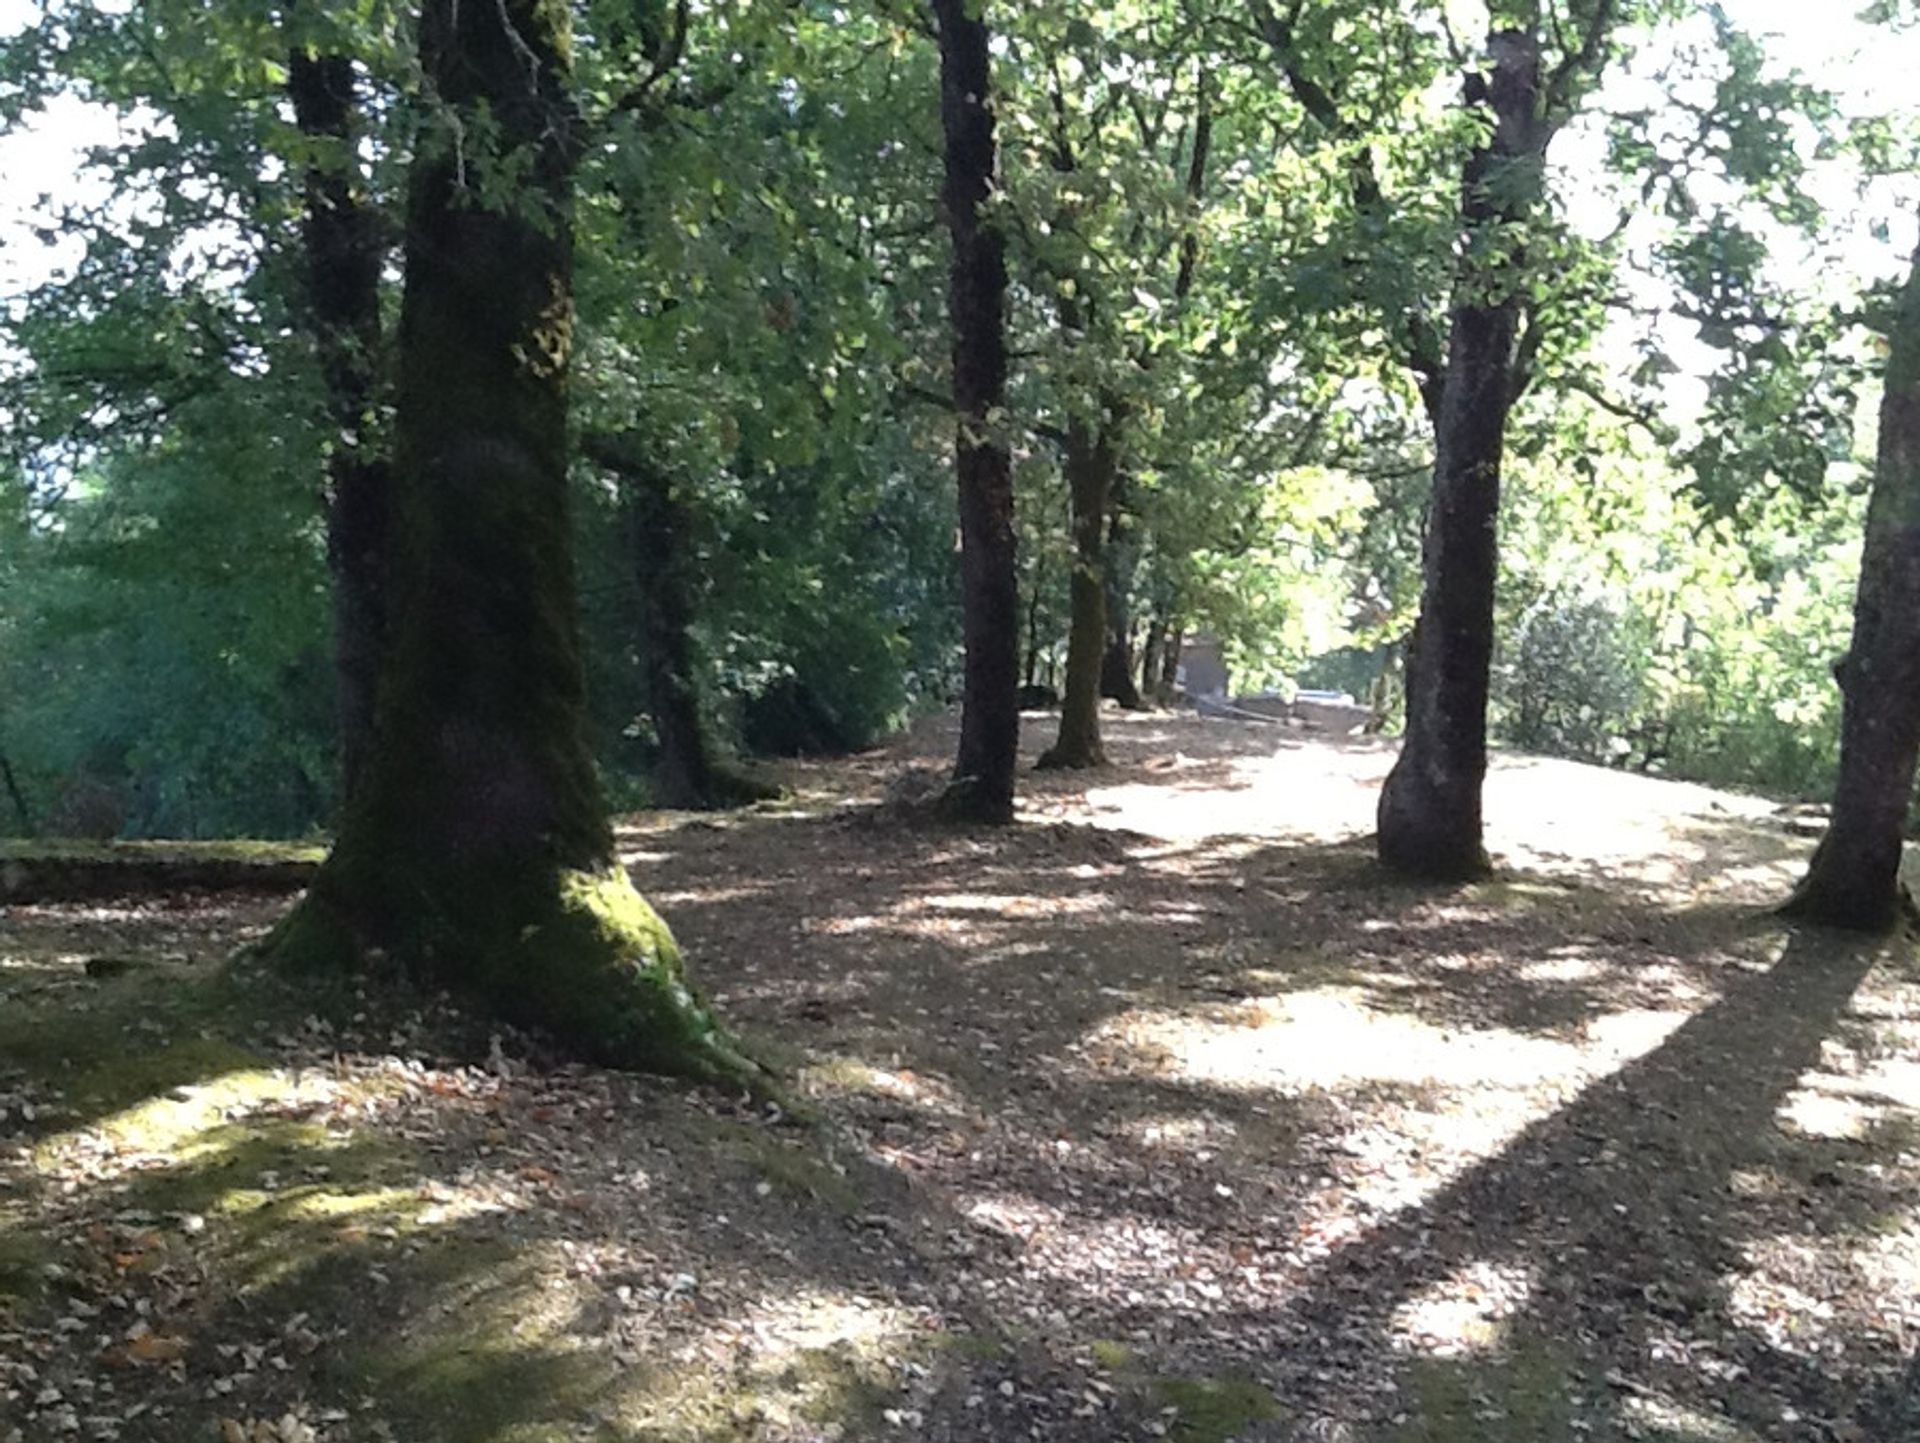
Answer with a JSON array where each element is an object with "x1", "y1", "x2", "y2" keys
[
  {"x1": 263, "y1": 0, "x2": 751, "y2": 1082},
  {"x1": 1377, "y1": 30, "x2": 1544, "y2": 881},
  {"x1": 0, "y1": 750, "x2": 32, "y2": 835},
  {"x1": 932, "y1": 0, "x2": 1019, "y2": 825},
  {"x1": 1782, "y1": 229, "x2": 1920, "y2": 931},
  {"x1": 1139, "y1": 617, "x2": 1165, "y2": 706},
  {"x1": 1158, "y1": 623, "x2": 1184, "y2": 700},
  {"x1": 286, "y1": 38, "x2": 389, "y2": 804},
  {"x1": 1038, "y1": 415, "x2": 1114, "y2": 769},
  {"x1": 1099, "y1": 480, "x2": 1146, "y2": 710},
  {"x1": 1023, "y1": 546, "x2": 1048, "y2": 691}
]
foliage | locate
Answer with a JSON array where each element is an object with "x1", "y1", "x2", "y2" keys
[{"x1": 0, "y1": 0, "x2": 1912, "y2": 833}]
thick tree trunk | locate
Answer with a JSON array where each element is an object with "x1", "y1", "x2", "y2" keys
[
  {"x1": 286, "y1": 40, "x2": 389, "y2": 805},
  {"x1": 1039, "y1": 416, "x2": 1114, "y2": 769},
  {"x1": 1783, "y1": 231, "x2": 1920, "y2": 931},
  {"x1": 932, "y1": 0, "x2": 1019, "y2": 825},
  {"x1": 263, "y1": 0, "x2": 750, "y2": 1081},
  {"x1": 1099, "y1": 483, "x2": 1145, "y2": 710},
  {"x1": 1376, "y1": 31, "x2": 1543, "y2": 881}
]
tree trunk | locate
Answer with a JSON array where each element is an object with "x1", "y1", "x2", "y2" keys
[
  {"x1": 1782, "y1": 229, "x2": 1920, "y2": 931},
  {"x1": 1038, "y1": 416, "x2": 1114, "y2": 769},
  {"x1": 286, "y1": 38, "x2": 389, "y2": 805},
  {"x1": 1023, "y1": 546, "x2": 1047, "y2": 690},
  {"x1": 1159, "y1": 624, "x2": 1184, "y2": 700},
  {"x1": 0, "y1": 750, "x2": 32, "y2": 835},
  {"x1": 931, "y1": 0, "x2": 1019, "y2": 824},
  {"x1": 1139, "y1": 617, "x2": 1165, "y2": 706},
  {"x1": 1099, "y1": 480, "x2": 1145, "y2": 710},
  {"x1": 263, "y1": 0, "x2": 750, "y2": 1082},
  {"x1": 585, "y1": 432, "x2": 767, "y2": 811},
  {"x1": 1376, "y1": 30, "x2": 1543, "y2": 881}
]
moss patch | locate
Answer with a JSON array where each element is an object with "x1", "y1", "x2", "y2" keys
[
  {"x1": 0, "y1": 839, "x2": 321, "y2": 902},
  {"x1": 0, "y1": 1219, "x2": 56, "y2": 1306},
  {"x1": 1386, "y1": 1339, "x2": 1579, "y2": 1442},
  {"x1": 718, "y1": 1120, "x2": 862, "y2": 1214},
  {"x1": 1149, "y1": 1374, "x2": 1281, "y2": 1443}
]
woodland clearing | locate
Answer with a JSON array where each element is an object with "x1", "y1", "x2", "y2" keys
[{"x1": 2, "y1": 710, "x2": 1916, "y2": 1443}]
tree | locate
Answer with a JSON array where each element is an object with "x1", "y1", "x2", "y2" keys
[
  {"x1": 932, "y1": 0, "x2": 1020, "y2": 823},
  {"x1": 584, "y1": 430, "x2": 772, "y2": 811},
  {"x1": 285, "y1": 17, "x2": 390, "y2": 800},
  {"x1": 1783, "y1": 226, "x2": 1920, "y2": 931},
  {"x1": 1375, "y1": 29, "x2": 1546, "y2": 881},
  {"x1": 262, "y1": 0, "x2": 751, "y2": 1080}
]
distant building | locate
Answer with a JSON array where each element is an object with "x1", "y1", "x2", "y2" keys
[{"x1": 1177, "y1": 634, "x2": 1229, "y2": 698}]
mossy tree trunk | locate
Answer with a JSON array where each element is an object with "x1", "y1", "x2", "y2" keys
[
  {"x1": 933, "y1": 0, "x2": 1020, "y2": 825},
  {"x1": 286, "y1": 34, "x2": 389, "y2": 803},
  {"x1": 262, "y1": 0, "x2": 750, "y2": 1082},
  {"x1": 1783, "y1": 227, "x2": 1920, "y2": 932},
  {"x1": 1039, "y1": 415, "x2": 1115, "y2": 770},
  {"x1": 1376, "y1": 30, "x2": 1543, "y2": 882}
]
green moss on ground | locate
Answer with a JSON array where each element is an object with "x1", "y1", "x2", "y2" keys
[
  {"x1": 0, "y1": 839, "x2": 322, "y2": 903},
  {"x1": 1386, "y1": 1341, "x2": 1579, "y2": 1442},
  {"x1": 0, "y1": 838, "x2": 326, "y2": 864},
  {"x1": 1151, "y1": 1374, "x2": 1281, "y2": 1443},
  {"x1": 719, "y1": 1120, "x2": 861, "y2": 1213}
]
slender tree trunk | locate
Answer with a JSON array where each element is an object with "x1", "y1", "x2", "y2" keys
[
  {"x1": 262, "y1": 0, "x2": 750, "y2": 1082},
  {"x1": 1377, "y1": 30, "x2": 1543, "y2": 881},
  {"x1": 1099, "y1": 481, "x2": 1145, "y2": 710},
  {"x1": 286, "y1": 38, "x2": 389, "y2": 804},
  {"x1": 1023, "y1": 547, "x2": 1047, "y2": 690},
  {"x1": 932, "y1": 0, "x2": 1019, "y2": 824},
  {"x1": 629, "y1": 466, "x2": 715, "y2": 812},
  {"x1": 1139, "y1": 618, "x2": 1165, "y2": 706},
  {"x1": 1039, "y1": 415, "x2": 1114, "y2": 769},
  {"x1": 1159, "y1": 624, "x2": 1184, "y2": 699},
  {"x1": 585, "y1": 433, "x2": 767, "y2": 811},
  {"x1": 0, "y1": 750, "x2": 32, "y2": 835},
  {"x1": 1783, "y1": 230, "x2": 1920, "y2": 931}
]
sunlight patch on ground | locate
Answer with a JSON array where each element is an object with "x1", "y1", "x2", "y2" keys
[
  {"x1": 1097, "y1": 987, "x2": 1591, "y2": 1095},
  {"x1": 1516, "y1": 954, "x2": 1606, "y2": 985},
  {"x1": 1579, "y1": 1007, "x2": 1693, "y2": 1060},
  {"x1": 35, "y1": 1066, "x2": 343, "y2": 1176},
  {"x1": 801, "y1": 1054, "x2": 969, "y2": 1118},
  {"x1": 808, "y1": 890, "x2": 1117, "y2": 945},
  {"x1": 611, "y1": 1287, "x2": 934, "y2": 1439},
  {"x1": 650, "y1": 883, "x2": 775, "y2": 908},
  {"x1": 1391, "y1": 1261, "x2": 1535, "y2": 1358},
  {"x1": 1619, "y1": 1393, "x2": 1764, "y2": 1442},
  {"x1": 919, "y1": 891, "x2": 1113, "y2": 918},
  {"x1": 1079, "y1": 751, "x2": 1380, "y2": 845},
  {"x1": 1723, "y1": 1261, "x2": 1837, "y2": 1357}
]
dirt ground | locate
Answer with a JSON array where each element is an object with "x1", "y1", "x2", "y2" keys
[{"x1": 3, "y1": 708, "x2": 1917, "y2": 1443}]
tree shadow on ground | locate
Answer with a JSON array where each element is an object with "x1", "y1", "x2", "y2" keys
[
  {"x1": 6, "y1": 723, "x2": 1914, "y2": 1443},
  {"x1": 1207, "y1": 922, "x2": 1911, "y2": 1439},
  {"x1": 632, "y1": 786, "x2": 1916, "y2": 1441}
]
